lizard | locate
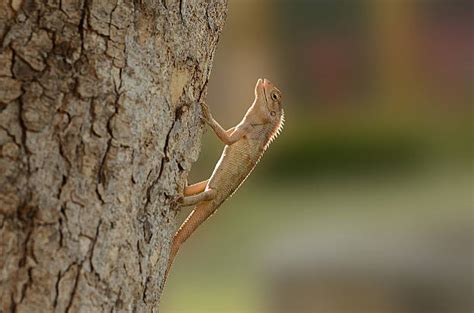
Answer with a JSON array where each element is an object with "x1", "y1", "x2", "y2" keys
[{"x1": 165, "y1": 78, "x2": 284, "y2": 279}]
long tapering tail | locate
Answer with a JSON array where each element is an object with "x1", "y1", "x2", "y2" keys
[{"x1": 165, "y1": 201, "x2": 213, "y2": 281}]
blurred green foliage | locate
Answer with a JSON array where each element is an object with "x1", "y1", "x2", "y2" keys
[
  {"x1": 265, "y1": 126, "x2": 425, "y2": 179},
  {"x1": 263, "y1": 116, "x2": 472, "y2": 180}
]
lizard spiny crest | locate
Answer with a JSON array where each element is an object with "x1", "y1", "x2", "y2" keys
[{"x1": 265, "y1": 110, "x2": 285, "y2": 151}]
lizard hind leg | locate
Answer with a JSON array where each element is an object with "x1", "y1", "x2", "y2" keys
[
  {"x1": 181, "y1": 188, "x2": 216, "y2": 206},
  {"x1": 184, "y1": 179, "x2": 209, "y2": 196}
]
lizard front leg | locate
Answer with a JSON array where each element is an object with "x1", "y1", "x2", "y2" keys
[{"x1": 200, "y1": 102, "x2": 248, "y2": 145}]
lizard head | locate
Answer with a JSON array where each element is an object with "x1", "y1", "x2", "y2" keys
[{"x1": 253, "y1": 78, "x2": 284, "y2": 125}]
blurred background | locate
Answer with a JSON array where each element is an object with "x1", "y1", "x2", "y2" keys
[{"x1": 162, "y1": 0, "x2": 473, "y2": 312}]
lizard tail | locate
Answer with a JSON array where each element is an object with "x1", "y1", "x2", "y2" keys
[{"x1": 165, "y1": 202, "x2": 212, "y2": 280}]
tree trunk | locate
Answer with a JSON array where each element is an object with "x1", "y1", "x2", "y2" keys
[{"x1": 0, "y1": 0, "x2": 227, "y2": 312}]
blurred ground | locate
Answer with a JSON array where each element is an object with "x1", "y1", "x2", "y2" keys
[{"x1": 161, "y1": 0, "x2": 472, "y2": 312}]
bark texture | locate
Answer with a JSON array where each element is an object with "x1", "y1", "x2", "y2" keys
[{"x1": 0, "y1": 0, "x2": 227, "y2": 311}]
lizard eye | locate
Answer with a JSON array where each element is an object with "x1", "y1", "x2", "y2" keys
[
  {"x1": 271, "y1": 92, "x2": 279, "y2": 101},
  {"x1": 270, "y1": 111, "x2": 276, "y2": 116}
]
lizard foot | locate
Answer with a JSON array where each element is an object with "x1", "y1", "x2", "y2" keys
[
  {"x1": 170, "y1": 194, "x2": 184, "y2": 208},
  {"x1": 199, "y1": 102, "x2": 212, "y2": 124}
]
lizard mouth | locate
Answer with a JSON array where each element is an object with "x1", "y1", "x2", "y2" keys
[
  {"x1": 262, "y1": 84, "x2": 268, "y2": 104},
  {"x1": 261, "y1": 80, "x2": 270, "y2": 109}
]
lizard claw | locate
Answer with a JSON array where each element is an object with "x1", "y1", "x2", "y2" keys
[
  {"x1": 199, "y1": 102, "x2": 212, "y2": 124},
  {"x1": 170, "y1": 195, "x2": 184, "y2": 208}
]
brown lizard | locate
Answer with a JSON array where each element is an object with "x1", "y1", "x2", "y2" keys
[{"x1": 166, "y1": 78, "x2": 284, "y2": 279}]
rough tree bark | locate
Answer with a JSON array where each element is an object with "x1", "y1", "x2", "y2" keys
[{"x1": 0, "y1": 0, "x2": 227, "y2": 311}]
